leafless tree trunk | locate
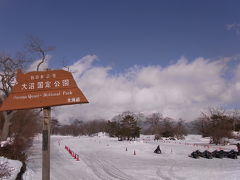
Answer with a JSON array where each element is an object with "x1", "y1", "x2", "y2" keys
[
  {"x1": 0, "y1": 55, "x2": 24, "y2": 141},
  {"x1": 0, "y1": 111, "x2": 16, "y2": 141}
]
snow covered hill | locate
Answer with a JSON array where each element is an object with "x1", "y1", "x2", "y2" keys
[{"x1": 25, "y1": 135, "x2": 240, "y2": 180}]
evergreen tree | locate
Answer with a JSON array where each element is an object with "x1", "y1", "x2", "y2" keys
[
  {"x1": 119, "y1": 114, "x2": 140, "y2": 140},
  {"x1": 107, "y1": 112, "x2": 141, "y2": 141}
]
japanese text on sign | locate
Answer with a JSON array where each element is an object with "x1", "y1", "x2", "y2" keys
[{"x1": 21, "y1": 79, "x2": 69, "y2": 90}]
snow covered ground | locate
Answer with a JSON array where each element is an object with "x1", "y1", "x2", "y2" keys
[
  {"x1": 0, "y1": 156, "x2": 22, "y2": 180},
  {"x1": 25, "y1": 134, "x2": 240, "y2": 180}
]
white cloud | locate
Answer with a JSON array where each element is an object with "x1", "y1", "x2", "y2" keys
[
  {"x1": 52, "y1": 55, "x2": 240, "y2": 123},
  {"x1": 67, "y1": 55, "x2": 97, "y2": 77},
  {"x1": 226, "y1": 23, "x2": 240, "y2": 35}
]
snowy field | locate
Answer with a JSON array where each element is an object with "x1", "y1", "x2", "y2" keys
[{"x1": 25, "y1": 134, "x2": 240, "y2": 180}]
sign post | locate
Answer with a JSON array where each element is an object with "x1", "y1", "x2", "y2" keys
[
  {"x1": 42, "y1": 107, "x2": 51, "y2": 180},
  {"x1": 0, "y1": 69, "x2": 88, "y2": 180}
]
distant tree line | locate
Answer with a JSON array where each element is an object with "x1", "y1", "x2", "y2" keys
[
  {"x1": 52, "y1": 112, "x2": 141, "y2": 141},
  {"x1": 53, "y1": 112, "x2": 187, "y2": 141},
  {"x1": 141, "y1": 113, "x2": 187, "y2": 140},
  {"x1": 51, "y1": 119, "x2": 107, "y2": 136},
  {"x1": 51, "y1": 108, "x2": 240, "y2": 145}
]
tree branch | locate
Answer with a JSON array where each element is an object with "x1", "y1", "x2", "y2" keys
[{"x1": 26, "y1": 36, "x2": 54, "y2": 71}]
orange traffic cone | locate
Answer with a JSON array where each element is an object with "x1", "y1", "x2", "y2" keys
[
  {"x1": 74, "y1": 154, "x2": 79, "y2": 160},
  {"x1": 76, "y1": 154, "x2": 80, "y2": 161}
]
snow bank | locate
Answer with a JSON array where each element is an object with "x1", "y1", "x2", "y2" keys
[{"x1": 0, "y1": 156, "x2": 22, "y2": 180}]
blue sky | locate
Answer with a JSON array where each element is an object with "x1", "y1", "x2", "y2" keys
[
  {"x1": 1, "y1": 0, "x2": 240, "y2": 121},
  {"x1": 0, "y1": 0, "x2": 240, "y2": 71}
]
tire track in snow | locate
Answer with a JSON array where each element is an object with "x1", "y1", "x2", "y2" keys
[
  {"x1": 97, "y1": 158, "x2": 133, "y2": 180},
  {"x1": 156, "y1": 168, "x2": 172, "y2": 180},
  {"x1": 81, "y1": 152, "x2": 134, "y2": 180},
  {"x1": 156, "y1": 159, "x2": 186, "y2": 180},
  {"x1": 167, "y1": 160, "x2": 187, "y2": 180}
]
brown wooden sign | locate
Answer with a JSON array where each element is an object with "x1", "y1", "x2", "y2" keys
[{"x1": 0, "y1": 69, "x2": 88, "y2": 111}]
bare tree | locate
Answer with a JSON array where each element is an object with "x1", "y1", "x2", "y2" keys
[
  {"x1": 161, "y1": 117, "x2": 175, "y2": 137},
  {"x1": 0, "y1": 54, "x2": 25, "y2": 141},
  {"x1": 198, "y1": 108, "x2": 234, "y2": 145},
  {"x1": 231, "y1": 109, "x2": 240, "y2": 132},
  {"x1": 26, "y1": 36, "x2": 54, "y2": 71},
  {"x1": 0, "y1": 54, "x2": 25, "y2": 97},
  {"x1": 146, "y1": 113, "x2": 163, "y2": 135},
  {"x1": 6, "y1": 110, "x2": 41, "y2": 161},
  {"x1": 193, "y1": 116, "x2": 209, "y2": 137},
  {"x1": 174, "y1": 119, "x2": 187, "y2": 139},
  {"x1": 0, "y1": 37, "x2": 53, "y2": 141}
]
